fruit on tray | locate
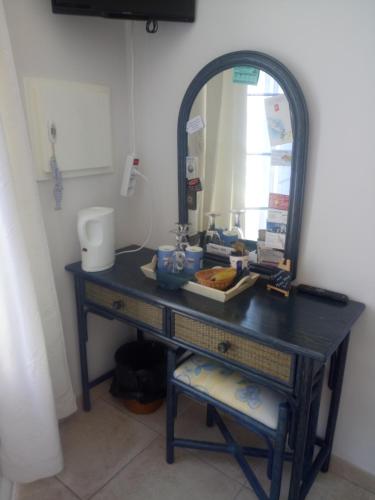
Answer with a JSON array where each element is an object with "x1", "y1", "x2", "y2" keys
[
  {"x1": 211, "y1": 268, "x2": 237, "y2": 281},
  {"x1": 195, "y1": 267, "x2": 237, "y2": 290}
]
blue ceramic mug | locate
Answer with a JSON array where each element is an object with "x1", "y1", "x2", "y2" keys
[
  {"x1": 184, "y1": 246, "x2": 203, "y2": 274},
  {"x1": 157, "y1": 245, "x2": 175, "y2": 272},
  {"x1": 222, "y1": 230, "x2": 238, "y2": 246}
]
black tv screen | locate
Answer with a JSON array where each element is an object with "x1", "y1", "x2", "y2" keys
[{"x1": 52, "y1": 0, "x2": 195, "y2": 22}]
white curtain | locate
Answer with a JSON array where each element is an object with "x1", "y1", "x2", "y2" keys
[
  {"x1": 188, "y1": 85, "x2": 207, "y2": 234},
  {"x1": 0, "y1": 1, "x2": 76, "y2": 484},
  {"x1": 203, "y1": 70, "x2": 248, "y2": 230}
]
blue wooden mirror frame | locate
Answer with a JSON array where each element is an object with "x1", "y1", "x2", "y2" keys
[{"x1": 177, "y1": 51, "x2": 309, "y2": 278}]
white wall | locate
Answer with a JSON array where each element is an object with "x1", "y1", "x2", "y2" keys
[
  {"x1": 0, "y1": 476, "x2": 13, "y2": 500},
  {"x1": 4, "y1": 0, "x2": 375, "y2": 476},
  {"x1": 124, "y1": 0, "x2": 375, "y2": 475},
  {"x1": 3, "y1": 0, "x2": 135, "y2": 395}
]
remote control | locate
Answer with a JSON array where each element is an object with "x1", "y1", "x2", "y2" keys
[{"x1": 297, "y1": 284, "x2": 348, "y2": 304}]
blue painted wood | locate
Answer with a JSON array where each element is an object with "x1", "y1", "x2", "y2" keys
[
  {"x1": 166, "y1": 349, "x2": 176, "y2": 464},
  {"x1": 206, "y1": 403, "x2": 214, "y2": 427},
  {"x1": 137, "y1": 328, "x2": 144, "y2": 342},
  {"x1": 303, "y1": 367, "x2": 325, "y2": 480},
  {"x1": 66, "y1": 248, "x2": 364, "y2": 362},
  {"x1": 66, "y1": 249, "x2": 365, "y2": 496},
  {"x1": 167, "y1": 348, "x2": 289, "y2": 499},
  {"x1": 288, "y1": 357, "x2": 314, "y2": 500},
  {"x1": 177, "y1": 51, "x2": 309, "y2": 279},
  {"x1": 321, "y1": 334, "x2": 350, "y2": 473},
  {"x1": 173, "y1": 438, "x2": 231, "y2": 454},
  {"x1": 88, "y1": 369, "x2": 114, "y2": 389},
  {"x1": 85, "y1": 291, "x2": 167, "y2": 336},
  {"x1": 170, "y1": 310, "x2": 297, "y2": 388},
  {"x1": 74, "y1": 276, "x2": 91, "y2": 411},
  {"x1": 301, "y1": 446, "x2": 331, "y2": 498},
  {"x1": 270, "y1": 404, "x2": 289, "y2": 500}
]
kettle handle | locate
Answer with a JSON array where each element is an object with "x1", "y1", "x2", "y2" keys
[{"x1": 77, "y1": 213, "x2": 94, "y2": 248}]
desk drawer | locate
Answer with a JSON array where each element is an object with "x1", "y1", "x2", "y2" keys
[
  {"x1": 85, "y1": 282, "x2": 164, "y2": 332},
  {"x1": 172, "y1": 313, "x2": 294, "y2": 386}
]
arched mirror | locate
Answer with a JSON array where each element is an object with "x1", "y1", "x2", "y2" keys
[{"x1": 178, "y1": 51, "x2": 308, "y2": 278}]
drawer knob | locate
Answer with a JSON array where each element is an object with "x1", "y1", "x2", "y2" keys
[
  {"x1": 112, "y1": 300, "x2": 124, "y2": 310},
  {"x1": 218, "y1": 341, "x2": 230, "y2": 353}
]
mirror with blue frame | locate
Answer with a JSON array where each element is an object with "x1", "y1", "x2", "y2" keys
[{"x1": 178, "y1": 51, "x2": 308, "y2": 278}]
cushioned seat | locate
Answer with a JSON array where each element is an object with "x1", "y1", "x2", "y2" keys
[
  {"x1": 174, "y1": 354, "x2": 285, "y2": 429},
  {"x1": 168, "y1": 350, "x2": 290, "y2": 499}
]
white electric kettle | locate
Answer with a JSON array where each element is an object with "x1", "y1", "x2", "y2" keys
[{"x1": 77, "y1": 207, "x2": 115, "y2": 272}]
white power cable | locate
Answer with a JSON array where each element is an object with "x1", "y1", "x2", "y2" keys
[
  {"x1": 128, "y1": 20, "x2": 136, "y2": 155},
  {"x1": 116, "y1": 24, "x2": 152, "y2": 255},
  {"x1": 115, "y1": 169, "x2": 153, "y2": 255}
]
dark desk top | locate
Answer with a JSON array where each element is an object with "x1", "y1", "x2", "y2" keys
[{"x1": 66, "y1": 248, "x2": 365, "y2": 362}]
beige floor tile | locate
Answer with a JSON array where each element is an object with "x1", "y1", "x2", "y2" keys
[
  {"x1": 174, "y1": 402, "x2": 268, "y2": 485},
  {"x1": 234, "y1": 487, "x2": 258, "y2": 500},
  {"x1": 92, "y1": 437, "x2": 242, "y2": 500},
  {"x1": 57, "y1": 399, "x2": 158, "y2": 499},
  {"x1": 239, "y1": 464, "x2": 373, "y2": 500},
  {"x1": 75, "y1": 380, "x2": 112, "y2": 412},
  {"x1": 58, "y1": 381, "x2": 374, "y2": 500},
  {"x1": 91, "y1": 379, "x2": 112, "y2": 401},
  {"x1": 251, "y1": 462, "x2": 290, "y2": 499},
  {"x1": 102, "y1": 390, "x2": 193, "y2": 435},
  {"x1": 309, "y1": 471, "x2": 375, "y2": 500},
  {"x1": 14, "y1": 477, "x2": 79, "y2": 500},
  {"x1": 361, "y1": 489, "x2": 375, "y2": 500},
  {"x1": 174, "y1": 402, "x2": 225, "y2": 442}
]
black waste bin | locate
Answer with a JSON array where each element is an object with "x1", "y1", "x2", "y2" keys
[{"x1": 110, "y1": 340, "x2": 167, "y2": 414}]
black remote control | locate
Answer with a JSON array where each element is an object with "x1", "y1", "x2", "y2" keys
[{"x1": 297, "y1": 284, "x2": 349, "y2": 304}]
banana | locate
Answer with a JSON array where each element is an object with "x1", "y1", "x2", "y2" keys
[{"x1": 211, "y1": 268, "x2": 236, "y2": 281}]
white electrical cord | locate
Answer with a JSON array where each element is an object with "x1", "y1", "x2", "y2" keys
[
  {"x1": 127, "y1": 20, "x2": 136, "y2": 155},
  {"x1": 115, "y1": 169, "x2": 153, "y2": 255},
  {"x1": 116, "y1": 24, "x2": 152, "y2": 255}
]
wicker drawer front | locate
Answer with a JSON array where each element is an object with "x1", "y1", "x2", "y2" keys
[
  {"x1": 173, "y1": 314, "x2": 293, "y2": 385},
  {"x1": 85, "y1": 282, "x2": 164, "y2": 331}
]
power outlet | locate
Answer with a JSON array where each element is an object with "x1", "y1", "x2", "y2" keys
[{"x1": 121, "y1": 155, "x2": 139, "y2": 197}]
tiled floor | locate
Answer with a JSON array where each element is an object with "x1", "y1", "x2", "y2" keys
[{"x1": 15, "y1": 381, "x2": 375, "y2": 500}]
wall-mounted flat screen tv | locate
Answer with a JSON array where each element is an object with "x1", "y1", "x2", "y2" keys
[{"x1": 51, "y1": 0, "x2": 195, "y2": 23}]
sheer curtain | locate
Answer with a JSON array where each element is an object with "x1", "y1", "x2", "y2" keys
[
  {"x1": 203, "y1": 70, "x2": 247, "y2": 231},
  {"x1": 188, "y1": 85, "x2": 207, "y2": 234},
  {"x1": 0, "y1": 0, "x2": 76, "y2": 486}
]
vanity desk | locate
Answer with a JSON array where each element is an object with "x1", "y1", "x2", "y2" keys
[
  {"x1": 66, "y1": 49, "x2": 365, "y2": 499},
  {"x1": 66, "y1": 247, "x2": 364, "y2": 500}
]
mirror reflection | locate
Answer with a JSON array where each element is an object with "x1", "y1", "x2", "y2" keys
[{"x1": 187, "y1": 67, "x2": 293, "y2": 257}]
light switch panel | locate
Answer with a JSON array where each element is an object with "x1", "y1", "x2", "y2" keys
[
  {"x1": 186, "y1": 156, "x2": 199, "y2": 179},
  {"x1": 24, "y1": 77, "x2": 113, "y2": 180}
]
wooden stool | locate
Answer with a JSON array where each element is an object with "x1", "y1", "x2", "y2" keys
[{"x1": 166, "y1": 350, "x2": 290, "y2": 500}]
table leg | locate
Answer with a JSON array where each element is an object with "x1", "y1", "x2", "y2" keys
[
  {"x1": 137, "y1": 328, "x2": 144, "y2": 342},
  {"x1": 166, "y1": 348, "x2": 177, "y2": 464},
  {"x1": 321, "y1": 334, "x2": 350, "y2": 472},
  {"x1": 288, "y1": 357, "x2": 314, "y2": 500},
  {"x1": 303, "y1": 367, "x2": 325, "y2": 480},
  {"x1": 74, "y1": 276, "x2": 91, "y2": 411}
]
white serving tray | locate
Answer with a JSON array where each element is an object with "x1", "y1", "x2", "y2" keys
[{"x1": 140, "y1": 257, "x2": 259, "y2": 303}]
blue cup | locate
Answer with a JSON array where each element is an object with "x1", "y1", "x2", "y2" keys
[
  {"x1": 222, "y1": 230, "x2": 238, "y2": 246},
  {"x1": 184, "y1": 246, "x2": 203, "y2": 274},
  {"x1": 157, "y1": 245, "x2": 175, "y2": 272}
]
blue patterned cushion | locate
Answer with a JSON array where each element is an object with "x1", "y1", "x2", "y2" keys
[{"x1": 174, "y1": 354, "x2": 285, "y2": 430}]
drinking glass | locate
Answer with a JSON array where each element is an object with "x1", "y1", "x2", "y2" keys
[
  {"x1": 230, "y1": 209, "x2": 245, "y2": 240},
  {"x1": 205, "y1": 212, "x2": 222, "y2": 245}
]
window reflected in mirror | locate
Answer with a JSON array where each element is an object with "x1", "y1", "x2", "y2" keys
[{"x1": 187, "y1": 68, "x2": 292, "y2": 257}]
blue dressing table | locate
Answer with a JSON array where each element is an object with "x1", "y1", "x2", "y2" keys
[
  {"x1": 67, "y1": 50, "x2": 364, "y2": 499},
  {"x1": 66, "y1": 247, "x2": 364, "y2": 499}
]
